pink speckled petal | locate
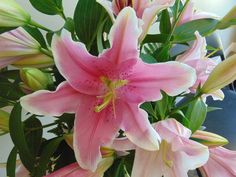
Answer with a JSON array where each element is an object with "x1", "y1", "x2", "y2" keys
[{"x1": 20, "y1": 82, "x2": 80, "y2": 116}]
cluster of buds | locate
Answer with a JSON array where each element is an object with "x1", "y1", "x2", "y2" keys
[{"x1": 20, "y1": 68, "x2": 53, "y2": 92}]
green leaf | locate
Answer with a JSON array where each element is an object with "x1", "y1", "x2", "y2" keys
[
  {"x1": 0, "y1": 70, "x2": 20, "y2": 80},
  {"x1": 6, "y1": 147, "x2": 17, "y2": 177},
  {"x1": 140, "y1": 102, "x2": 156, "y2": 117},
  {"x1": 23, "y1": 26, "x2": 48, "y2": 49},
  {"x1": 159, "y1": 9, "x2": 171, "y2": 34},
  {"x1": 74, "y1": 0, "x2": 107, "y2": 50},
  {"x1": 0, "y1": 82, "x2": 24, "y2": 100},
  {"x1": 155, "y1": 92, "x2": 170, "y2": 119},
  {"x1": 207, "y1": 106, "x2": 222, "y2": 112},
  {"x1": 34, "y1": 137, "x2": 63, "y2": 177},
  {"x1": 29, "y1": 0, "x2": 63, "y2": 15},
  {"x1": 140, "y1": 53, "x2": 157, "y2": 64},
  {"x1": 185, "y1": 98, "x2": 207, "y2": 133},
  {"x1": 173, "y1": 19, "x2": 219, "y2": 43},
  {"x1": 0, "y1": 27, "x2": 16, "y2": 34},
  {"x1": 142, "y1": 34, "x2": 170, "y2": 44},
  {"x1": 9, "y1": 103, "x2": 34, "y2": 172},
  {"x1": 24, "y1": 116, "x2": 43, "y2": 158},
  {"x1": 154, "y1": 43, "x2": 171, "y2": 62}
]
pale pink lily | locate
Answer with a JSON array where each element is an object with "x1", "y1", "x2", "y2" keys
[
  {"x1": 176, "y1": 32, "x2": 224, "y2": 100},
  {"x1": 0, "y1": 27, "x2": 53, "y2": 69},
  {"x1": 97, "y1": 0, "x2": 175, "y2": 41},
  {"x1": 131, "y1": 119, "x2": 209, "y2": 177},
  {"x1": 16, "y1": 163, "x2": 30, "y2": 177},
  {"x1": 20, "y1": 7, "x2": 196, "y2": 171},
  {"x1": 45, "y1": 157, "x2": 113, "y2": 177},
  {"x1": 178, "y1": 1, "x2": 218, "y2": 26},
  {"x1": 199, "y1": 147, "x2": 236, "y2": 177}
]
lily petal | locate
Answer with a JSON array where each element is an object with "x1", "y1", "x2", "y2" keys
[
  {"x1": 200, "y1": 147, "x2": 236, "y2": 177},
  {"x1": 45, "y1": 157, "x2": 114, "y2": 177},
  {"x1": 176, "y1": 31, "x2": 207, "y2": 62},
  {"x1": 178, "y1": 1, "x2": 218, "y2": 26},
  {"x1": 139, "y1": 0, "x2": 175, "y2": 41},
  {"x1": 20, "y1": 82, "x2": 81, "y2": 116},
  {"x1": 101, "y1": 7, "x2": 141, "y2": 65},
  {"x1": 118, "y1": 101, "x2": 160, "y2": 151},
  {"x1": 122, "y1": 61, "x2": 196, "y2": 103},
  {"x1": 131, "y1": 119, "x2": 209, "y2": 177},
  {"x1": 73, "y1": 96, "x2": 120, "y2": 171},
  {"x1": 52, "y1": 34, "x2": 104, "y2": 95}
]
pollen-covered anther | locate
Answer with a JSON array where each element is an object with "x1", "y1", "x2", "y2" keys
[{"x1": 94, "y1": 76, "x2": 128, "y2": 112}]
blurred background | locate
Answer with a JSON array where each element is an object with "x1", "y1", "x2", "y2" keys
[{"x1": 0, "y1": 0, "x2": 236, "y2": 176}]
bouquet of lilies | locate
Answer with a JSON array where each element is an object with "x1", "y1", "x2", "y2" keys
[{"x1": 1, "y1": 0, "x2": 236, "y2": 176}]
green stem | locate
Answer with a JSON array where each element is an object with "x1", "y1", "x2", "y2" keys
[
  {"x1": 29, "y1": 20, "x2": 52, "y2": 32},
  {"x1": 157, "y1": 0, "x2": 190, "y2": 58},
  {"x1": 39, "y1": 47, "x2": 53, "y2": 58},
  {"x1": 169, "y1": 92, "x2": 202, "y2": 115},
  {"x1": 60, "y1": 11, "x2": 67, "y2": 21}
]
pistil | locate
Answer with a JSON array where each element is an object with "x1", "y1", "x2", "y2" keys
[
  {"x1": 161, "y1": 140, "x2": 173, "y2": 168},
  {"x1": 94, "y1": 76, "x2": 128, "y2": 113}
]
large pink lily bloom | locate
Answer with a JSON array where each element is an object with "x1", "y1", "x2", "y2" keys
[
  {"x1": 178, "y1": 1, "x2": 218, "y2": 26},
  {"x1": 97, "y1": 0, "x2": 175, "y2": 41},
  {"x1": 0, "y1": 27, "x2": 53, "y2": 69},
  {"x1": 20, "y1": 7, "x2": 196, "y2": 171},
  {"x1": 45, "y1": 157, "x2": 113, "y2": 177},
  {"x1": 199, "y1": 147, "x2": 236, "y2": 177},
  {"x1": 176, "y1": 32, "x2": 224, "y2": 100},
  {"x1": 131, "y1": 119, "x2": 209, "y2": 177}
]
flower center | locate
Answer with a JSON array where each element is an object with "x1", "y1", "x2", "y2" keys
[
  {"x1": 161, "y1": 140, "x2": 173, "y2": 168},
  {"x1": 113, "y1": 0, "x2": 134, "y2": 13},
  {"x1": 94, "y1": 76, "x2": 128, "y2": 113}
]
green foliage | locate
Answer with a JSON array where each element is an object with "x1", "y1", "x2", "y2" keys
[
  {"x1": 173, "y1": 19, "x2": 219, "y2": 43},
  {"x1": 29, "y1": 0, "x2": 63, "y2": 15},
  {"x1": 34, "y1": 137, "x2": 63, "y2": 177},
  {"x1": 9, "y1": 103, "x2": 35, "y2": 172},
  {"x1": 74, "y1": 0, "x2": 108, "y2": 53},
  {"x1": 185, "y1": 98, "x2": 207, "y2": 133},
  {"x1": 6, "y1": 147, "x2": 17, "y2": 177},
  {"x1": 159, "y1": 9, "x2": 171, "y2": 34},
  {"x1": 23, "y1": 26, "x2": 48, "y2": 49}
]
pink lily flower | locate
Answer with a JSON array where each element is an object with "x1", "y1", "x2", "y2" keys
[
  {"x1": 16, "y1": 163, "x2": 30, "y2": 177},
  {"x1": 176, "y1": 32, "x2": 224, "y2": 100},
  {"x1": 0, "y1": 27, "x2": 53, "y2": 69},
  {"x1": 20, "y1": 7, "x2": 196, "y2": 171},
  {"x1": 178, "y1": 1, "x2": 218, "y2": 26},
  {"x1": 131, "y1": 119, "x2": 209, "y2": 177},
  {"x1": 97, "y1": 0, "x2": 175, "y2": 41},
  {"x1": 199, "y1": 147, "x2": 236, "y2": 177},
  {"x1": 45, "y1": 157, "x2": 113, "y2": 177}
]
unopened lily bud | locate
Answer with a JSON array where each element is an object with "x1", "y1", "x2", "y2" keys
[
  {"x1": 0, "y1": 110, "x2": 10, "y2": 135},
  {"x1": 0, "y1": 27, "x2": 54, "y2": 69},
  {"x1": 0, "y1": 0, "x2": 30, "y2": 27},
  {"x1": 20, "y1": 68, "x2": 51, "y2": 91},
  {"x1": 201, "y1": 54, "x2": 236, "y2": 94},
  {"x1": 191, "y1": 130, "x2": 228, "y2": 148},
  {"x1": 218, "y1": 6, "x2": 236, "y2": 29},
  {"x1": 101, "y1": 147, "x2": 115, "y2": 158}
]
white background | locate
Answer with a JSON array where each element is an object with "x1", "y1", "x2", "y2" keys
[{"x1": 0, "y1": 0, "x2": 236, "y2": 176}]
